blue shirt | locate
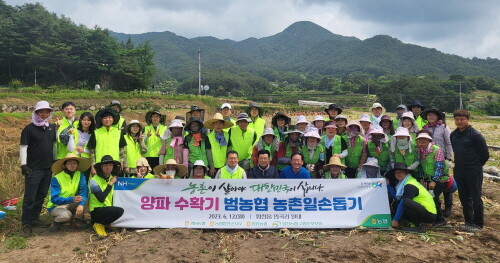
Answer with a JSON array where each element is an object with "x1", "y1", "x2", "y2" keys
[{"x1": 279, "y1": 166, "x2": 311, "y2": 179}]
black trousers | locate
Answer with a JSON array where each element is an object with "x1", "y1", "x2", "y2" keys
[
  {"x1": 402, "y1": 198, "x2": 436, "y2": 226},
  {"x1": 90, "y1": 206, "x2": 124, "y2": 225},
  {"x1": 431, "y1": 181, "x2": 447, "y2": 222},
  {"x1": 145, "y1": 157, "x2": 160, "y2": 172},
  {"x1": 454, "y1": 167, "x2": 484, "y2": 228},
  {"x1": 22, "y1": 168, "x2": 52, "y2": 225}
]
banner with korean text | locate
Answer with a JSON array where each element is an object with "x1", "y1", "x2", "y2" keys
[{"x1": 112, "y1": 178, "x2": 391, "y2": 229}]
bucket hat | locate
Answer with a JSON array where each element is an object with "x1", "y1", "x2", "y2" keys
[
  {"x1": 324, "y1": 104, "x2": 343, "y2": 115},
  {"x1": 34, "y1": 101, "x2": 53, "y2": 112},
  {"x1": 370, "y1": 103, "x2": 386, "y2": 114},
  {"x1": 145, "y1": 110, "x2": 166, "y2": 125},
  {"x1": 95, "y1": 107, "x2": 120, "y2": 128},
  {"x1": 271, "y1": 112, "x2": 291, "y2": 127}
]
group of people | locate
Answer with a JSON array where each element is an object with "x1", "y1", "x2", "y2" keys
[{"x1": 19, "y1": 99, "x2": 489, "y2": 237}]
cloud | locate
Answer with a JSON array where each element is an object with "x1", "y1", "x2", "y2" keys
[{"x1": 4, "y1": 0, "x2": 500, "y2": 59}]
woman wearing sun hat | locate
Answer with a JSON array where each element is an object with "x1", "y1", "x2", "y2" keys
[
  {"x1": 159, "y1": 119, "x2": 185, "y2": 165},
  {"x1": 321, "y1": 122, "x2": 347, "y2": 164},
  {"x1": 324, "y1": 104, "x2": 343, "y2": 122},
  {"x1": 154, "y1": 159, "x2": 189, "y2": 179},
  {"x1": 272, "y1": 112, "x2": 291, "y2": 142},
  {"x1": 252, "y1": 128, "x2": 280, "y2": 167},
  {"x1": 131, "y1": 157, "x2": 155, "y2": 179},
  {"x1": 47, "y1": 153, "x2": 91, "y2": 232},
  {"x1": 370, "y1": 102, "x2": 386, "y2": 127},
  {"x1": 205, "y1": 113, "x2": 234, "y2": 177},
  {"x1": 247, "y1": 102, "x2": 266, "y2": 139},
  {"x1": 144, "y1": 110, "x2": 167, "y2": 169},
  {"x1": 183, "y1": 117, "x2": 209, "y2": 172},
  {"x1": 323, "y1": 156, "x2": 347, "y2": 179},
  {"x1": 358, "y1": 157, "x2": 382, "y2": 178},
  {"x1": 123, "y1": 120, "x2": 147, "y2": 175},
  {"x1": 390, "y1": 127, "x2": 419, "y2": 177},
  {"x1": 342, "y1": 121, "x2": 367, "y2": 178},
  {"x1": 190, "y1": 160, "x2": 212, "y2": 179},
  {"x1": 399, "y1": 111, "x2": 419, "y2": 141},
  {"x1": 367, "y1": 126, "x2": 391, "y2": 174},
  {"x1": 300, "y1": 128, "x2": 325, "y2": 178}
]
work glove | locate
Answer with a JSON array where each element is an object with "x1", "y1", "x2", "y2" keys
[{"x1": 21, "y1": 165, "x2": 31, "y2": 176}]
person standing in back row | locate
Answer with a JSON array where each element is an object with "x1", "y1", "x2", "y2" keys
[
  {"x1": 450, "y1": 110, "x2": 489, "y2": 232},
  {"x1": 20, "y1": 101, "x2": 57, "y2": 237}
]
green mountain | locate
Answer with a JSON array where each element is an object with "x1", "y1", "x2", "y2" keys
[{"x1": 110, "y1": 21, "x2": 500, "y2": 81}]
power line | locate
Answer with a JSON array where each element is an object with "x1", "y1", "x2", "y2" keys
[{"x1": 0, "y1": 51, "x2": 115, "y2": 66}]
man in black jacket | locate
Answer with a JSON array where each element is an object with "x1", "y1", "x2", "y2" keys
[
  {"x1": 247, "y1": 150, "x2": 279, "y2": 179},
  {"x1": 450, "y1": 110, "x2": 489, "y2": 232}
]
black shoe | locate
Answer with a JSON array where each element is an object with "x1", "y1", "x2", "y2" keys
[
  {"x1": 20, "y1": 224, "x2": 32, "y2": 238},
  {"x1": 32, "y1": 219, "x2": 50, "y2": 228},
  {"x1": 459, "y1": 224, "x2": 482, "y2": 233},
  {"x1": 433, "y1": 220, "x2": 447, "y2": 227},
  {"x1": 50, "y1": 222, "x2": 62, "y2": 232},
  {"x1": 402, "y1": 226, "x2": 426, "y2": 233},
  {"x1": 443, "y1": 206, "x2": 452, "y2": 218}
]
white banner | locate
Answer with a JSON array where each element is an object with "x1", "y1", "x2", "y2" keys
[{"x1": 112, "y1": 178, "x2": 391, "y2": 229}]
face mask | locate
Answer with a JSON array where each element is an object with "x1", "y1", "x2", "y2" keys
[
  {"x1": 364, "y1": 166, "x2": 379, "y2": 178},
  {"x1": 396, "y1": 138, "x2": 409, "y2": 150},
  {"x1": 348, "y1": 131, "x2": 359, "y2": 138},
  {"x1": 165, "y1": 170, "x2": 176, "y2": 176}
]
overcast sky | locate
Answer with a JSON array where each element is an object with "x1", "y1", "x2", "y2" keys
[{"x1": 5, "y1": 0, "x2": 500, "y2": 59}]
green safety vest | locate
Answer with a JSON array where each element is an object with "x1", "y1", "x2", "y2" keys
[
  {"x1": 415, "y1": 116, "x2": 428, "y2": 130},
  {"x1": 113, "y1": 116, "x2": 125, "y2": 131},
  {"x1": 321, "y1": 135, "x2": 342, "y2": 155},
  {"x1": 367, "y1": 141, "x2": 390, "y2": 171},
  {"x1": 208, "y1": 131, "x2": 229, "y2": 169},
  {"x1": 57, "y1": 118, "x2": 79, "y2": 159},
  {"x1": 248, "y1": 117, "x2": 266, "y2": 139},
  {"x1": 223, "y1": 118, "x2": 236, "y2": 133},
  {"x1": 144, "y1": 124, "x2": 167, "y2": 157},
  {"x1": 132, "y1": 173, "x2": 155, "y2": 179},
  {"x1": 300, "y1": 144, "x2": 325, "y2": 177},
  {"x1": 124, "y1": 134, "x2": 142, "y2": 169},
  {"x1": 47, "y1": 170, "x2": 82, "y2": 209},
  {"x1": 273, "y1": 127, "x2": 287, "y2": 142},
  {"x1": 94, "y1": 126, "x2": 122, "y2": 162},
  {"x1": 220, "y1": 166, "x2": 245, "y2": 179},
  {"x1": 394, "y1": 142, "x2": 417, "y2": 167},
  {"x1": 276, "y1": 143, "x2": 297, "y2": 171},
  {"x1": 393, "y1": 119, "x2": 400, "y2": 131},
  {"x1": 72, "y1": 130, "x2": 90, "y2": 159},
  {"x1": 405, "y1": 176, "x2": 437, "y2": 214},
  {"x1": 89, "y1": 175, "x2": 114, "y2": 211},
  {"x1": 342, "y1": 135, "x2": 365, "y2": 169},
  {"x1": 420, "y1": 144, "x2": 449, "y2": 181},
  {"x1": 162, "y1": 137, "x2": 176, "y2": 163},
  {"x1": 186, "y1": 134, "x2": 208, "y2": 164},
  {"x1": 323, "y1": 172, "x2": 347, "y2": 179},
  {"x1": 229, "y1": 126, "x2": 256, "y2": 161}
]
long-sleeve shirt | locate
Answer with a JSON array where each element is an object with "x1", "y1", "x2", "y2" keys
[
  {"x1": 48, "y1": 173, "x2": 88, "y2": 212},
  {"x1": 387, "y1": 184, "x2": 419, "y2": 221},
  {"x1": 423, "y1": 123, "x2": 453, "y2": 160},
  {"x1": 450, "y1": 125, "x2": 489, "y2": 169}
]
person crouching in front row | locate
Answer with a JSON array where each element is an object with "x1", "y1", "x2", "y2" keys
[
  {"x1": 47, "y1": 153, "x2": 90, "y2": 232},
  {"x1": 89, "y1": 155, "x2": 124, "y2": 238}
]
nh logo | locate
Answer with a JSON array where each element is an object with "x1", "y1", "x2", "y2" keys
[{"x1": 117, "y1": 181, "x2": 128, "y2": 186}]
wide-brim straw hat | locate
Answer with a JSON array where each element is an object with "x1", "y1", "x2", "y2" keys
[
  {"x1": 204, "y1": 113, "x2": 234, "y2": 130},
  {"x1": 52, "y1": 153, "x2": 91, "y2": 174},
  {"x1": 370, "y1": 103, "x2": 386, "y2": 114},
  {"x1": 145, "y1": 110, "x2": 166, "y2": 125},
  {"x1": 153, "y1": 159, "x2": 188, "y2": 177},
  {"x1": 324, "y1": 156, "x2": 346, "y2": 169}
]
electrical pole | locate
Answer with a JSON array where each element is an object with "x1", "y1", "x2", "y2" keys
[
  {"x1": 34, "y1": 70, "x2": 37, "y2": 86},
  {"x1": 367, "y1": 82, "x2": 370, "y2": 106},
  {"x1": 459, "y1": 82, "x2": 463, "y2": 110},
  {"x1": 198, "y1": 49, "x2": 201, "y2": 95}
]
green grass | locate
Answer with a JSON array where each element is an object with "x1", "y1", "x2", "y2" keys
[{"x1": 4, "y1": 236, "x2": 28, "y2": 250}]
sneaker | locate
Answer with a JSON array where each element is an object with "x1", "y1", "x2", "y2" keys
[
  {"x1": 443, "y1": 206, "x2": 452, "y2": 218},
  {"x1": 50, "y1": 222, "x2": 62, "y2": 232},
  {"x1": 459, "y1": 224, "x2": 482, "y2": 233},
  {"x1": 93, "y1": 223, "x2": 108, "y2": 237},
  {"x1": 20, "y1": 224, "x2": 32, "y2": 238}
]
